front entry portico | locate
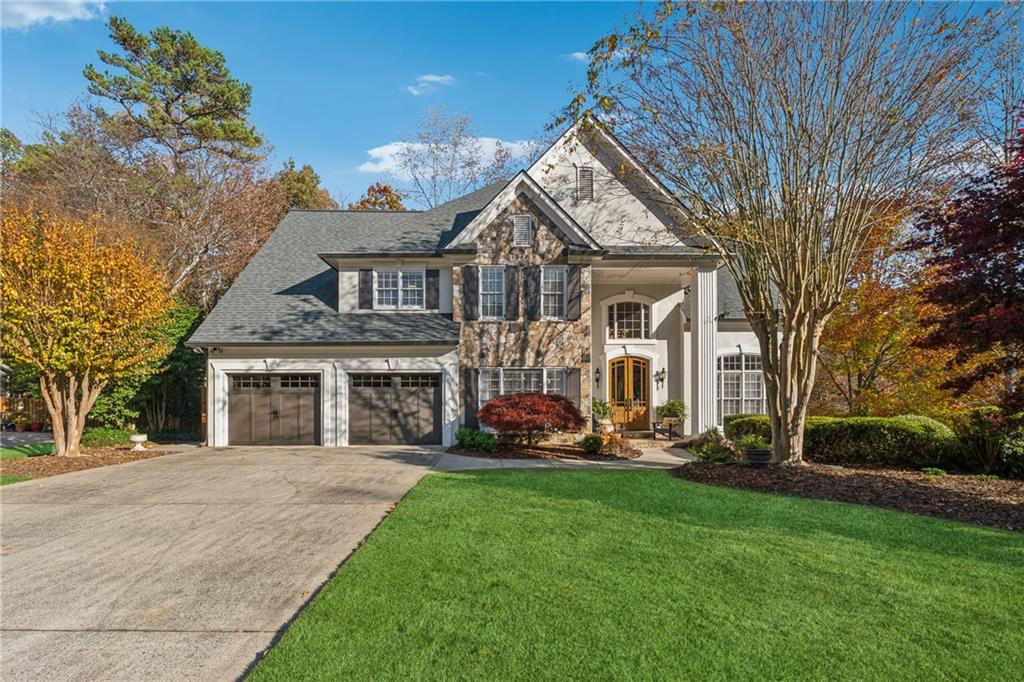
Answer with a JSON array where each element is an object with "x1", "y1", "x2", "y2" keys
[{"x1": 608, "y1": 356, "x2": 650, "y2": 430}]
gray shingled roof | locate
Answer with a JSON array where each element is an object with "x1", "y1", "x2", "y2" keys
[
  {"x1": 187, "y1": 185, "x2": 506, "y2": 346},
  {"x1": 187, "y1": 179, "x2": 739, "y2": 346},
  {"x1": 682, "y1": 268, "x2": 747, "y2": 322}
]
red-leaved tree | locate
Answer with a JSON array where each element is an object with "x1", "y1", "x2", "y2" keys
[
  {"x1": 477, "y1": 394, "x2": 585, "y2": 445},
  {"x1": 916, "y1": 120, "x2": 1024, "y2": 410}
]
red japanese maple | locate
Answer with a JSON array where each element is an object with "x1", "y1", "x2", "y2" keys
[
  {"x1": 477, "y1": 393, "x2": 585, "y2": 444},
  {"x1": 916, "y1": 120, "x2": 1024, "y2": 409}
]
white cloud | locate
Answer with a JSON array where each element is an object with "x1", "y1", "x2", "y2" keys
[
  {"x1": 357, "y1": 137, "x2": 535, "y2": 179},
  {"x1": 406, "y1": 73, "x2": 456, "y2": 96},
  {"x1": 2, "y1": 1, "x2": 105, "y2": 30},
  {"x1": 564, "y1": 51, "x2": 590, "y2": 63}
]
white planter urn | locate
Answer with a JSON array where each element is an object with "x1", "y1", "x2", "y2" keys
[
  {"x1": 598, "y1": 419, "x2": 615, "y2": 435},
  {"x1": 129, "y1": 434, "x2": 148, "y2": 451}
]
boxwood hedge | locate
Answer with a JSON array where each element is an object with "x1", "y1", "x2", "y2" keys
[{"x1": 723, "y1": 414, "x2": 959, "y2": 468}]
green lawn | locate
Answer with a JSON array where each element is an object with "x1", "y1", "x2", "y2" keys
[
  {"x1": 0, "y1": 443, "x2": 53, "y2": 460},
  {"x1": 251, "y1": 470, "x2": 1024, "y2": 681},
  {"x1": 0, "y1": 475, "x2": 32, "y2": 485}
]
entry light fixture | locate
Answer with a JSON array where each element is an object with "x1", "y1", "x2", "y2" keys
[
  {"x1": 654, "y1": 367, "x2": 667, "y2": 388},
  {"x1": 594, "y1": 367, "x2": 601, "y2": 387}
]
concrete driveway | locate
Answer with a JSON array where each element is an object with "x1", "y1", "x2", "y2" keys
[{"x1": 0, "y1": 445, "x2": 440, "y2": 682}]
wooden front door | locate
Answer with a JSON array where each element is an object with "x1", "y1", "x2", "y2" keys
[{"x1": 608, "y1": 357, "x2": 650, "y2": 430}]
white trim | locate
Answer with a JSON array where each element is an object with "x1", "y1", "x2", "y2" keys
[
  {"x1": 445, "y1": 171, "x2": 601, "y2": 250},
  {"x1": 540, "y1": 265, "x2": 568, "y2": 321}
]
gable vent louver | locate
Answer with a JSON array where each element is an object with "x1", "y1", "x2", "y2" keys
[
  {"x1": 512, "y1": 214, "x2": 533, "y2": 247},
  {"x1": 577, "y1": 167, "x2": 595, "y2": 201}
]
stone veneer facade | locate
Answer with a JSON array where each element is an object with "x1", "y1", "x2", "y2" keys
[{"x1": 454, "y1": 193, "x2": 593, "y2": 422}]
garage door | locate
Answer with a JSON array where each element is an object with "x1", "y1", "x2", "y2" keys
[
  {"x1": 228, "y1": 374, "x2": 320, "y2": 445},
  {"x1": 348, "y1": 373, "x2": 442, "y2": 445}
]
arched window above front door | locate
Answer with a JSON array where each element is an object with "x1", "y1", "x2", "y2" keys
[{"x1": 608, "y1": 302, "x2": 651, "y2": 340}]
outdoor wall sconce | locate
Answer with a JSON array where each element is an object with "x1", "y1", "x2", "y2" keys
[
  {"x1": 594, "y1": 367, "x2": 601, "y2": 387},
  {"x1": 654, "y1": 368, "x2": 667, "y2": 388}
]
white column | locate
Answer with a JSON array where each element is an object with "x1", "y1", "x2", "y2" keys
[{"x1": 690, "y1": 266, "x2": 718, "y2": 434}]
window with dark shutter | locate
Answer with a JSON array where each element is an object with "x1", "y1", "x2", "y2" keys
[
  {"x1": 577, "y1": 167, "x2": 594, "y2": 201},
  {"x1": 358, "y1": 269, "x2": 373, "y2": 309},
  {"x1": 462, "y1": 266, "x2": 479, "y2": 320}
]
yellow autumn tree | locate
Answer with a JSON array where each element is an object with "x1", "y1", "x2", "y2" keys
[{"x1": 1, "y1": 206, "x2": 172, "y2": 456}]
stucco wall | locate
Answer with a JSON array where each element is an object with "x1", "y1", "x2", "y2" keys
[
  {"x1": 528, "y1": 129, "x2": 684, "y2": 247},
  {"x1": 591, "y1": 282, "x2": 687, "y2": 419}
]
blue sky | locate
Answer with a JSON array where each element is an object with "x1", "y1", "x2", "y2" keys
[{"x1": 2, "y1": 1, "x2": 640, "y2": 203}]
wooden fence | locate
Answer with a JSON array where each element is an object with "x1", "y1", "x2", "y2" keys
[{"x1": 0, "y1": 395, "x2": 49, "y2": 425}]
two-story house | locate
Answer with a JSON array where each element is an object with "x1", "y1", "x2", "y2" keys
[{"x1": 186, "y1": 119, "x2": 765, "y2": 447}]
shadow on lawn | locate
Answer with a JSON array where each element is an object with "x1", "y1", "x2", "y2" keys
[{"x1": 444, "y1": 469, "x2": 1024, "y2": 565}]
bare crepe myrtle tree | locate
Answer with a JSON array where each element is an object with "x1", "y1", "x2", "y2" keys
[{"x1": 562, "y1": 2, "x2": 1003, "y2": 463}]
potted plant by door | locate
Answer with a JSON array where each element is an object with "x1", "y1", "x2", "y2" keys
[
  {"x1": 592, "y1": 398, "x2": 615, "y2": 434},
  {"x1": 738, "y1": 434, "x2": 772, "y2": 468}
]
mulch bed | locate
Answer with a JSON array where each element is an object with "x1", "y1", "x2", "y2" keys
[
  {"x1": 449, "y1": 442, "x2": 641, "y2": 461},
  {"x1": 672, "y1": 462, "x2": 1024, "y2": 533},
  {"x1": 0, "y1": 447, "x2": 172, "y2": 481}
]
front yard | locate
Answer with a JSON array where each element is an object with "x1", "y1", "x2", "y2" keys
[{"x1": 251, "y1": 469, "x2": 1024, "y2": 680}]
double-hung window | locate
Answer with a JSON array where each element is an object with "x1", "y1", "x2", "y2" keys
[
  {"x1": 479, "y1": 266, "x2": 505, "y2": 319},
  {"x1": 541, "y1": 266, "x2": 567, "y2": 320},
  {"x1": 477, "y1": 367, "x2": 568, "y2": 408},
  {"x1": 375, "y1": 268, "x2": 425, "y2": 310},
  {"x1": 717, "y1": 352, "x2": 766, "y2": 423}
]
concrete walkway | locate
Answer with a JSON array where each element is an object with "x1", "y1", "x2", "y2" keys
[
  {"x1": 0, "y1": 443, "x2": 690, "y2": 681},
  {"x1": 433, "y1": 444, "x2": 693, "y2": 471}
]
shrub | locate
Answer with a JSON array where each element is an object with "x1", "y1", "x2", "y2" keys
[
  {"x1": 80, "y1": 426, "x2": 133, "y2": 448},
  {"x1": 724, "y1": 414, "x2": 958, "y2": 469},
  {"x1": 591, "y1": 399, "x2": 611, "y2": 421},
  {"x1": 655, "y1": 400, "x2": 687, "y2": 422},
  {"x1": 477, "y1": 393, "x2": 585, "y2": 445},
  {"x1": 455, "y1": 428, "x2": 498, "y2": 453},
  {"x1": 737, "y1": 433, "x2": 770, "y2": 451},
  {"x1": 921, "y1": 467, "x2": 947, "y2": 477},
  {"x1": 722, "y1": 413, "x2": 761, "y2": 432},
  {"x1": 689, "y1": 428, "x2": 740, "y2": 463},
  {"x1": 581, "y1": 434, "x2": 603, "y2": 455},
  {"x1": 953, "y1": 408, "x2": 1024, "y2": 477}
]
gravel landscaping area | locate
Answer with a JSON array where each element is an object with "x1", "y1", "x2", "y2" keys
[
  {"x1": 673, "y1": 462, "x2": 1024, "y2": 532},
  {"x1": 0, "y1": 447, "x2": 172, "y2": 481}
]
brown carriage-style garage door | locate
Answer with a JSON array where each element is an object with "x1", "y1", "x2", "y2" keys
[
  {"x1": 348, "y1": 373, "x2": 442, "y2": 445},
  {"x1": 228, "y1": 374, "x2": 321, "y2": 445}
]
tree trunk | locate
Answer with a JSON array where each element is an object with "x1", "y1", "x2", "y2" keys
[
  {"x1": 763, "y1": 312, "x2": 825, "y2": 466},
  {"x1": 38, "y1": 371, "x2": 106, "y2": 457}
]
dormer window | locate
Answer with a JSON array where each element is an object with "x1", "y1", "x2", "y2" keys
[
  {"x1": 577, "y1": 166, "x2": 594, "y2": 201},
  {"x1": 512, "y1": 214, "x2": 533, "y2": 247}
]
